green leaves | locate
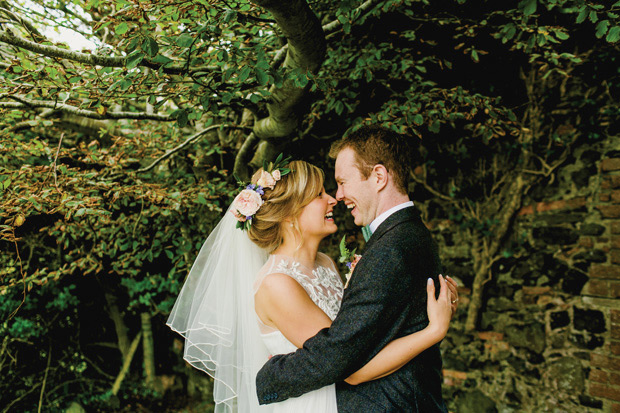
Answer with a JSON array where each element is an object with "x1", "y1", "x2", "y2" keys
[
  {"x1": 125, "y1": 50, "x2": 144, "y2": 69},
  {"x1": 172, "y1": 109, "x2": 189, "y2": 127},
  {"x1": 255, "y1": 68, "x2": 269, "y2": 86},
  {"x1": 115, "y1": 21, "x2": 129, "y2": 35},
  {"x1": 142, "y1": 36, "x2": 159, "y2": 58},
  {"x1": 338, "y1": 235, "x2": 357, "y2": 263},
  {"x1": 176, "y1": 33, "x2": 194, "y2": 48},
  {"x1": 519, "y1": 0, "x2": 537, "y2": 16},
  {"x1": 607, "y1": 26, "x2": 620, "y2": 42},
  {"x1": 596, "y1": 20, "x2": 610, "y2": 38}
]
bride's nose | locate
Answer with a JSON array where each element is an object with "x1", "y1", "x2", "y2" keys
[{"x1": 327, "y1": 194, "x2": 337, "y2": 205}]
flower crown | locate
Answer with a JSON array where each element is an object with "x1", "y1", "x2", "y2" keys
[{"x1": 231, "y1": 154, "x2": 292, "y2": 231}]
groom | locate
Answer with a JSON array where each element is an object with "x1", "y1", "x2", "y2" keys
[{"x1": 256, "y1": 125, "x2": 448, "y2": 412}]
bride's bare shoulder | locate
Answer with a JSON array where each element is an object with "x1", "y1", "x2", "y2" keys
[{"x1": 255, "y1": 272, "x2": 304, "y2": 297}]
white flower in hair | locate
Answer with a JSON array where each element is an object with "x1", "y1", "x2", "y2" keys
[{"x1": 257, "y1": 170, "x2": 277, "y2": 189}]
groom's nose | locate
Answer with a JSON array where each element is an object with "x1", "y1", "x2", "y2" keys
[{"x1": 335, "y1": 185, "x2": 344, "y2": 201}]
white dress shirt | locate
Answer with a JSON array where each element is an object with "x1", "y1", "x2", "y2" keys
[{"x1": 368, "y1": 201, "x2": 414, "y2": 234}]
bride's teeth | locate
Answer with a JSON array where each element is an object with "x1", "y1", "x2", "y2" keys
[{"x1": 325, "y1": 212, "x2": 333, "y2": 219}]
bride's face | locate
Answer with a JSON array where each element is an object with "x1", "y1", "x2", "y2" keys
[{"x1": 296, "y1": 187, "x2": 338, "y2": 239}]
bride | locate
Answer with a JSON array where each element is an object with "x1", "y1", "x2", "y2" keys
[{"x1": 167, "y1": 160, "x2": 457, "y2": 412}]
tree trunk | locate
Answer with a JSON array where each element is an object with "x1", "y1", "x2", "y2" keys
[
  {"x1": 141, "y1": 312, "x2": 156, "y2": 388},
  {"x1": 233, "y1": 0, "x2": 327, "y2": 178},
  {"x1": 111, "y1": 332, "x2": 142, "y2": 396},
  {"x1": 252, "y1": 0, "x2": 326, "y2": 140},
  {"x1": 104, "y1": 292, "x2": 130, "y2": 362},
  {"x1": 464, "y1": 174, "x2": 527, "y2": 331}
]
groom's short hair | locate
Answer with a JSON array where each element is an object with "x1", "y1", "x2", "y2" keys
[{"x1": 329, "y1": 125, "x2": 416, "y2": 194}]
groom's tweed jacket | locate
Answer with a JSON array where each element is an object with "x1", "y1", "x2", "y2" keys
[{"x1": 256, "y1": 207, "x2": 447, "y2": 412}]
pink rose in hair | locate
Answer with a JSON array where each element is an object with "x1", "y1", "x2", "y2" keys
[
  {"x1": 232, "y1": 189, "x2": 263, "y2": 220},
  {"x1": 256, "y1": 170, "x2": 277, "y2": 189},
  {"x1": 271, "y1": 169, "x2": 281, "y2": 181},
  {"x1": 230, "y1": 208, "x2": 247, "y2": 222}
]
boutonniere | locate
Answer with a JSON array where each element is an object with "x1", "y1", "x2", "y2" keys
[{"x1": 339, "y1": 236, "x2": 362, "y2": 288}]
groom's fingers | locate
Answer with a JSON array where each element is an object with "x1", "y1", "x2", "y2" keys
[
  {"x1": 446, "y1": 276, "x2": 458, "y2": 299},
  {"x1": 445, "y1": 276, "x2": 459, "y2": 312},
  {"x1": 438, "y1": 274, "x2": 448, "y2": 301}
]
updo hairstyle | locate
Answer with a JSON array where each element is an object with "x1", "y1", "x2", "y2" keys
[{"x1": 246, "y1": 160, "x2": 324, "y2": 252}]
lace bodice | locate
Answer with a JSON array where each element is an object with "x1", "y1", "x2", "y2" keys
[
  {"x1": 255, "y1": 252, "x2": 344, "y2": 339},
  {"x1": 272, "y1": 255, "x2": 343, "y2": 320}
]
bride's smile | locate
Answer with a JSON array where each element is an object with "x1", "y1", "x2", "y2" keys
[{"x1": 296, "y1": 187, "x2": 338, "y2": 240}]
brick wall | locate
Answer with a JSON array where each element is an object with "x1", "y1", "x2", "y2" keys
[
  {"x1": 432, "y1": 138, "x2": 620, "y2": 412},
  {"x1": 584, "y1": 155, "x2": 620, "y2": 412}
]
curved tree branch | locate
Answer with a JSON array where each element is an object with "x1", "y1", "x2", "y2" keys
[
  {"x1": 0, "y1": 29, "x2": 126, "y2": 67},
  {"x1": 0, "y1": 30, "x2": 217, "y2": 74},
  {"x1": 1, "y1": 96, "x2": 172, "y2": 121},
  {"x1": 233, "y1": 132, "x2": 259, "y2": 179},
  {"x1": 251, "y1": 0, "x2": 326, "y2": 143},
  {"x1": 136, "y1": 124, "x2": 251, "y2": 174},
  {"x1": 272, "y1": 0, "x2": 380, "y2": 66}
]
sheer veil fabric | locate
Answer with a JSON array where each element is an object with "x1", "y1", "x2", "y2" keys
[{"x1": 167, "y1": 206, "x2": 273, "y2": 412}]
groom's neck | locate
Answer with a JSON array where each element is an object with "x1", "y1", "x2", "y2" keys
[{"x1": 372, "y1": 191, "x2": 411, "y2": 222}]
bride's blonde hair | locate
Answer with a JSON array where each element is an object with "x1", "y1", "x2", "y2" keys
[{"x1": 247, "y1": 160, "x2": 324, "y2": 252}]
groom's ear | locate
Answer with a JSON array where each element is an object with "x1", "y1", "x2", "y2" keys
[{"x1": 372, "y1": 164, "x2": 389, "y2": 191}]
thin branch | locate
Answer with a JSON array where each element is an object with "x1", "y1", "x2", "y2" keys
[
  {"x1": 323, "y1": 0, "x2": 379, "y2": 32},
  {"x1": 81, "y1": 354, "x2": 115, "y2": 379},
  {"x1": 410, "y1": 170, "x2": 457, "y2": 203},
  {"x1": 0, "y1": 4, "x2": 44, "y2": 39},
  {"x1": 37, "y1": 344, "x2": 52, "y2": 413},
  {"x1": 135, "y1": 124, "x2": 250, "y2": 173},
  {"x1": 2, "y1": 96, "x2": 172, "y2": 121},
  {"x1": 51, "y1": 133, "x2": 64, "y2": 192},
  {"x1": 2, "y1": 381, "x2": 41, "y2": 413},
  {"x1": 56, "y1": 1, "x2": 91, "y2": 27}
]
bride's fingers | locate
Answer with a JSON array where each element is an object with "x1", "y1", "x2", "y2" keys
[{"x1": 427, "y1": 278, "x2": 437, "y2": 303}]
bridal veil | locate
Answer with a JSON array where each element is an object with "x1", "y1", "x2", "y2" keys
[{"x1": 167, "y1": 206, "x2": 272, "y2": 412}]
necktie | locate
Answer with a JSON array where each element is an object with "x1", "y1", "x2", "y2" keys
[{"x1": 362, "y1": 225, "x2": 372, "y2": 242}]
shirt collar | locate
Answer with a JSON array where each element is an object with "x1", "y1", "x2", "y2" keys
[{"x1": 369, "y1": 201, "x2": 414, "y2": 234}]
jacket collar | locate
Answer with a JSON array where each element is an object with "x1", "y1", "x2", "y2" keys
[{"x1": 364, "y1": 206, "x2": 419, "y2": 250}]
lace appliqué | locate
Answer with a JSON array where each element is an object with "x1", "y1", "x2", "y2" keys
[{"x1": 275, "y1": 259, "x2": 343, "y2": 320}]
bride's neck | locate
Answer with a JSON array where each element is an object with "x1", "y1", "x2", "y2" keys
[{"x1": 272, "y1": 236, "x2": 321, "y2": 268}]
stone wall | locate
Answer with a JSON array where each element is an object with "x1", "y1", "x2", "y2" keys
[{"x1": 431, "y1": 136, "x2": 620, "y2": 412}]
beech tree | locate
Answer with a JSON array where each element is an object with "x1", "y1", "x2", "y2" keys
[{"x1": 1, "y1": 0, "x2": 618, "y2": 410}]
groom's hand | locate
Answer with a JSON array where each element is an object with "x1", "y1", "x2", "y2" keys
[{"x1": 446, "y1": 276, "x2": 459, "y2": 315}]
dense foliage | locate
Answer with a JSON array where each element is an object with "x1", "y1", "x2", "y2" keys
[{"x1": 1, "y1": 0, "x2": 618, "y2": 410}]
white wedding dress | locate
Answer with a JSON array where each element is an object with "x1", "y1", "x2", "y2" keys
[{"x1": 255, "y1": 253, "x2": 343, "y2": 413}]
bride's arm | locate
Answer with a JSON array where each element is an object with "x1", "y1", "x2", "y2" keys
[
  {"x1": 256, "y1": 273, "x2": 455, "y2": 384},
  {"x1": 255, "y1": 274, "x2": 333, "y2": 348},
  {"x1": 344, "y1": 274, "x2": 453, "y2": 385}
]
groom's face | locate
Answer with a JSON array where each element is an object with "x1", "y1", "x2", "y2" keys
[{"x1": 334, "y1": 147, "x2": 376, "y2": 227}]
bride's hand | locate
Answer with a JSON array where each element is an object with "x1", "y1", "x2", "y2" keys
[{"x1": 426, "y1": 275, "x2": 452, "y2": 340}]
